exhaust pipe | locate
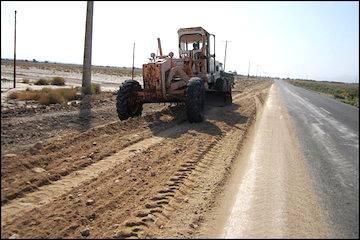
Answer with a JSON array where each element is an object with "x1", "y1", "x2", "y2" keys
[{"x1": 157, "y1": 37, "x2": 163, "y2": 57}]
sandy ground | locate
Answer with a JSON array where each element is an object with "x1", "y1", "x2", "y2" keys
[
  {"x1": 1, "y1": 61, "x2": 142, "y2": 103},
  {"x1": 1, "y1": 62, "x2": 273, "y2": 238}
]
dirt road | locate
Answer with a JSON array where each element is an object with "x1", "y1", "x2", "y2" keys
[{"x1": 1, "y1": 76, "x2": 272, "y2": 238}]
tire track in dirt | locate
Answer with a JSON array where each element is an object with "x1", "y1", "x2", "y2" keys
[
  {"x1": 124, "y1": 127, "x2": 254, "y2": 239},
  {"x1": 1, "y1": 105, "x2": 185, "y2": 205},
  {"x1": 1, "y1": 107, "x2": 222, "y2": 228},
  {"x1": 85, "y1": 87, "x2": 269, "y2": 239},
  {"x1": 1, "y1": 79, "x2": 272, "y2": 238},
  {"x1": 1, "y1": 133, "x2": 163, "y2": 227},
  {"x1": 113, "y1": 135, "x2": 222, "y2": 238}
]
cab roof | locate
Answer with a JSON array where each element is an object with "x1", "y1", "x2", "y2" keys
[{"x1": 177, "y1": 27, "x2": 210, "y2": 36}]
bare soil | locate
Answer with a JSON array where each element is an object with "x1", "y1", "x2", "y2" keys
[{"x1": 1, "y1": 69, "x2": 272, "y2": 238}]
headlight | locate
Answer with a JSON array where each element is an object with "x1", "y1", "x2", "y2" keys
[
  {"x1": 151, "y1": 53, "x2": 155, "y2": 58},
  {"x1": 169, "y1": 52, "x2": 174, "y2": 58}
]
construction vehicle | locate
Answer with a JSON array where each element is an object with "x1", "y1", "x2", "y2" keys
[{"x1": 116, "y1": 27, "x2": 234, "y2": 123}]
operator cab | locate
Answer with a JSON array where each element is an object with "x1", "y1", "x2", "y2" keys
[
  {"x1": 178, "y1": 27, "x2": 217, "y2": 75},
  {"x1": 178, "y1": 27, "x2": 207, "y2": 59}
]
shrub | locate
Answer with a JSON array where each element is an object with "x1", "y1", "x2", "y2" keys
[
  {"x1": 7, "y1": 91, "x2": 19, "y2": 100},
  {"x1": 34, "y1": 78, "x2": 49, "y2": 85},
  {"x1": 81, "y1": 83, "x2": 101, "y2": 95},
  {"x1": 91, "y1": 83, "x2": 101, "y2": 94},
  {"x1": 7, "y1": 90, "x2": 42, "y2": 101},
  {"x1": 6, "y1": 87, "x2": 78, "y2": 105},
  {"x1": 51, "y1": 77, "x2": 65, "y2": 86},
  {"x1": 21, "y1": 79, "x2": 30, "y2": 84},
  {"x1": 289, "y1": 79, "x2": 359, "y2": 108},
  {"x1": 39, "y1": 91, "x2": 65, "y2": 105},
  {"x1": 57, "y1": 88, "x2": 77, "y2": 101},
  {"x1": 41, "y1": 87, "x2": 51, "y2": 93}
]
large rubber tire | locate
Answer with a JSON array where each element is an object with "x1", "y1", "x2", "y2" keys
[
  {"x1": 186, "y1": 78, "x2": 205, "y2": 123},
  {"x1": 116, "y1": 80, "x2": 143, "y2": 120},
  {"x1": 215, "y1": 78, "x2": 232, "y2": 105},
  {"x1": 224, "y1": 91, "x2": 232, "y2": 105},
  {"x1": 214, "y1": 78, "x2": 223, "y2": 91}
]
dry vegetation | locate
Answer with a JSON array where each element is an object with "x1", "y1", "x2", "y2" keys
[
  {"x1": 34, "y1": 77, "x2": 65, "y2": 86},
  {"x1": 81, "y1": 83, "x2": 101, "y2": 95},
  {"x1": 7, "y1": 87, "x2": 79, "y2": 105},
  {"x1": 21, "y1": 79, "x2": 30, "y2": 84},
  {"x1": 7, "y1": 82, "x2": 101, "y2": 105},
  {"x1": 288, "y1": 79, "x2": 359, "y2": 108},
  {"x1": 51, "y1": 77, "x2": 66, "y2": 86}
]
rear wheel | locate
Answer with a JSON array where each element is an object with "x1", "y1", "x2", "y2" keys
[
  {"x1": 224, "y1": 91, "x2": 232, "y2": 105},
  {"x1": 186, "y1": 78, "x2": 205, "y2": 123},
  {"x1": 215, "y1": 78, "x2": 232, "y2": 105},
  {"x1": 116, "y1": 80, "x2": 143, "y2": 120}
]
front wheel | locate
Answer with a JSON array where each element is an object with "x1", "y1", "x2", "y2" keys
[
  {"x1": 186, "y1": 78, "x2": 205, "y2": 123},
  {"x1": 116, "y1": 80, "x2": 143, "y2": 120}
]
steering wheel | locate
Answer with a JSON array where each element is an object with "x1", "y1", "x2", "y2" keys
[{"x1": 180, "y1": 53, "x2": 188, "y2": 58}]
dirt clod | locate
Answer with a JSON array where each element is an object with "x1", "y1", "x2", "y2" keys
[
  {"x1": 32, "y1": 167, "x2": 46, "y2": 173},
  {"x1": 87, "y1": 213, "x2": 96, "y2": 220},
  {"x1": 86, "y1": 199, "x2": 95, "y2": 206},
  {"x1": 29, "y1": 147, "x2": 39, "y2": 155},
  {"x1": 80, "y1": 227, "x2": 90, "y2": 237},
  {"x1": 9, "y1": 234, "x2": 18, "y2": 239},
  {"x1": 33, "y1": 142, "x2": 43, "y2": 150},
  {"x1": 5, "y1": 154, "x2": 17, "y2": 158}
]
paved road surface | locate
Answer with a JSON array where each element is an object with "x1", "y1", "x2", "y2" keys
[{"x1": 277, "y1": 80, "x2": 359, "y2": 238}]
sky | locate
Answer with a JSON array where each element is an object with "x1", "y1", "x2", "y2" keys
[{"x1": 1, "y1": 1, "x2": 359, "y2": 83}]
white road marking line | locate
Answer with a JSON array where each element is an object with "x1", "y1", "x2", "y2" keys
[{"x1": 320, "y1": 107, "x2": 331, "y2": 115}]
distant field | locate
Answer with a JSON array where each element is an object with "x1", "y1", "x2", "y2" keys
[
  {"x1": 287, "y1": 79, "x2": 359, "y2": 108},
  {"x1": 1, "y1": 59, "x2": 142, "y2": 77}
]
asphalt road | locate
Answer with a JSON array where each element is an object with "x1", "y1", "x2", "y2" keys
[{"x1": 277, "y1": 80, "x2": 359, "y2": 238}]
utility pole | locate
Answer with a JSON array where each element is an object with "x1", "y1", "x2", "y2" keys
[
  {"x1": 247, "y1": 59, "x2": 250, "y2": 78},
  {"x1": 82, "y1": 1, "x2": 94, "y2": 95},
  {"x1": 131, "y1": 42, "x2": 135, "y2": 80},
  {"x1": 13, "y1": 10, "x2": 17, "y2": 88},
  {"x1": 223, "y1": 40, "x2": 231, "y2": 71}
]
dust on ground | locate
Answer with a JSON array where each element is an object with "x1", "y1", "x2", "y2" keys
[{"x1": 1, "y1": 60, "x2": 272, "y2": 238}]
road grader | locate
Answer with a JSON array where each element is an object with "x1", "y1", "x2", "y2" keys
[{"x1": 116, "y1": 27, "x2": 234, "y2": 123}]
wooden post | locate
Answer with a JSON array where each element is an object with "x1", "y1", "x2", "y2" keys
[
  {"x1": 13, "y1": 10, "x2": 17, "y2": 88},
  {"x1": 82, "y1": 1, "x2": 94, "y2": 95},
  {"x1": 223, "y1": 40, "x2": 231, "y2": 72},
  {"x1": 131, "y1": 42, "x2": 135, "y2": 80},
  {"x1": 224, "y1": 41, "x2": 227, "y2": 72}
]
